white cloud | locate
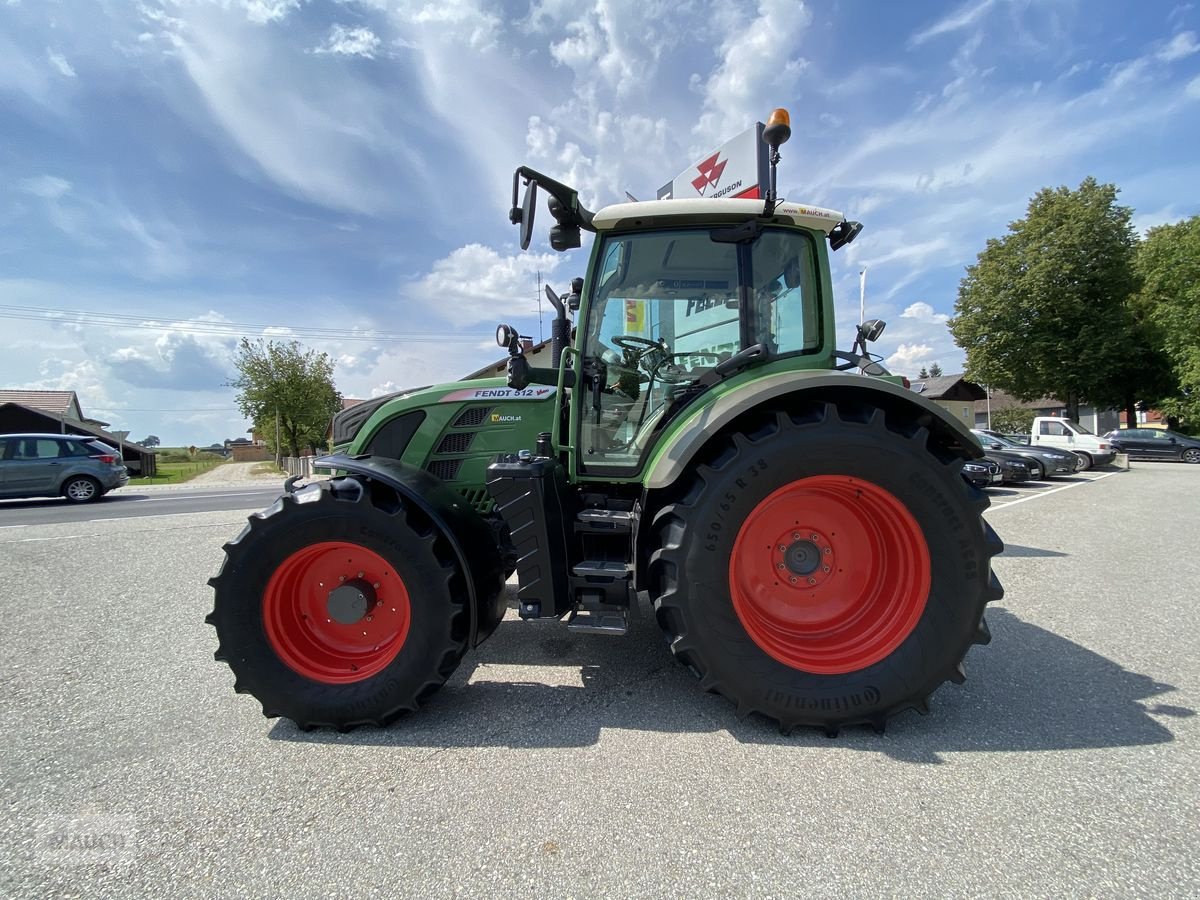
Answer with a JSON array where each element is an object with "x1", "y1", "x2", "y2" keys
[
  {"x1": 901, "y1": 301, "x2": 950, "y2": 325},
  {"x1": 1186, "y1": 74, "x2": 1200, "y2": 99},
  {"x1": 240, "y1": 0, "x2": 299, "y2": 25},
  {"x1": 1157, "y1": 30, "x2": 1199, "y2": 62},
  {"x1": 314, "y1": 25, "x2": 382, "y2": 59},
  {"x1": 46, "y1": 48, "x2": 76, "y2": 77},
  {"x1": 18, "y1": 175, "x2": 71, "y2": 198},
  {"x1": 693, "y1": 0, "x2": 812, "y2": 149},
  {"x1": 885, "y1": 342, "x2": 934, "y2": 373},
  {"x1": 909, "y1": 0, "x2": 995, "y2": 47},
  {"x1": 408, "y1": 243, "x2": 561, "y2": 325}
]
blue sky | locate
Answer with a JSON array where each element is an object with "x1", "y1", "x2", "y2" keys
[{"x1": 2, "y1": 0, "x2": 1198, "y2": 446}]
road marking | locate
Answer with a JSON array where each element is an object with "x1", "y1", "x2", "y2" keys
[
  {"x1": 986, "y1": 470, "x2": 1122, "y2": 510},
  {"x1": 0, "y1": 519, "x2": 246, "y2": 543}
]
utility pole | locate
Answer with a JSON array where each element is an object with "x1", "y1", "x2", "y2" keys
[
  {"x1": 536, "y1": 270, "x2": 544, "y2": 343},
  {"x1": 275, "y1": 408, "x2": 282, "y2": 468},
  {"x1": 859, "y1": 268, "x2": 867, "y2": 325}
]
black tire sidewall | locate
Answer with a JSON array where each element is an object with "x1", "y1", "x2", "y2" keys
[
  {"x1": 215, "y1": 493, "x2": 463, "y2": 723},
  {"x1": 63, "y1": 476, "x2": 99, "y2": 503},
  {"x1": 678, "y1": 420, "x2": 989, "y2": 719}
]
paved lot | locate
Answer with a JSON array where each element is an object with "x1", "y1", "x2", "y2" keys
[{"x1": 1, "y1": 463, "x2": 1197, "y2": 897}]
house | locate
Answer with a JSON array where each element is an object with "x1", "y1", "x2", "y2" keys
[
  {"x1": 0, "y1": 389, "x2": 157, "y2": 476},
  {"x1": 907, "y1": 375, "x2": 986, "y2": 429},
  {"x1": 971, "y1": 389, "x2": 1120, "y2": 434}
]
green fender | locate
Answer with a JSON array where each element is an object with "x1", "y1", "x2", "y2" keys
[{"x1": 642, "y1": 370, "x2": 982, "y2": 490}]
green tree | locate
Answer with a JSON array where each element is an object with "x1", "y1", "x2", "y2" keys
[
  {"x1": 990, "y1": 407, "x2": 1036, "y2": 435},
  {"x1": 918, "y1": 366, "x2": 929, "y2": 379},
  {"x1": 949, "y1": 177, "x2": 1140, "y2": 421},
  {"x1": 139, "y1": 434, "x2": 160, "y2": 448},
  {"x1": 928, "y1": 362, "x2": 943, "y2": 377},
  {"x1": 228, "y1": 339, "x2": 341, "y2": 459},
  {"x1": 1134, "y1": 215, "x2": 1200, "y2": 425}
]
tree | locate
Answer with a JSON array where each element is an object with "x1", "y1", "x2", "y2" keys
[
  {"x1": 990, "y1": 407, "x2": 1036, "y2": 435},
  {"x1": 918, "y1": 366, "x2": 929, "y2": 379},
  {"x1": 228, "y1": 339, "x2": 341, "y2": 459},
  {"x1": 140, "y1": 435, "x2": 161, "y2": 448},
  {"x1": 1134, "y1": 215, "x2": 1200, "y2": 425},
  {"x1": 928, "y1": 362, "x2": 943, "y2": 377},
  {"x1": 949, "y1": 177, "x2": 1140, "y2": 421}
]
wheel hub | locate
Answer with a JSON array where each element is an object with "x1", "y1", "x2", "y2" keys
[
  {"x1": 326, "y1": 579, "x2": 377, "y2": 624},
  {"x1": 773, "y1": 530, "x2": 834, "y2": 586}
]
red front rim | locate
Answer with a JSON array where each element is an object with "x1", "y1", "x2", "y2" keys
[
  {"x1": 729, "y1": 475, "x2": 931, "y2": 675},
  {"x1": 263, "y1": 541, "x2": 411, "y2": 684}
]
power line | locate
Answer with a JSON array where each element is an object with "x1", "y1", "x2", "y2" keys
[{"x1": 0, "y1": 305, "x2": 495, "y2": 344}]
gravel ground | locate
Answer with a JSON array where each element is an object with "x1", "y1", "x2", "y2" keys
[
  {"x1": 1, "y1": 463, "x2": 1197, "y2": 897},
  {"x1": 112, "y1": 461, "x2": 292, "y2": 493}
]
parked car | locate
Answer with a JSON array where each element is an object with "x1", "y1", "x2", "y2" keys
[
  {"x1": 986, "y1": 453, "x2": 1032, "y2": 483},
  {"x1": 972, "y1": 429, "x2": 1079, "y2": 479},
  {"x1": 1029, "y1": 417, "x2": 1116, "y2": 470},
  {"x1": 961, "y1": 458, "x2": 1003, "y2": 488},
  {"x1": 1103, "y1": 428, "x2": 1200, "y2": 463},
  {"x1": 0, "y1": 433, "x2": 128, "y2": 503}
]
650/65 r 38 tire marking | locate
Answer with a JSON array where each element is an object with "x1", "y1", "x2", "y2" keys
[
  {"x1": 262, "y1": 541, "x2": 411, "y2": 684},
  {"x1": 730, "y1": 475, "x2": 931, "y2": 675}
]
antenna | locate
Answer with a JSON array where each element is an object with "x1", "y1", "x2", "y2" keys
[{"x1": 859, "y1": 268, "x2": 867, "y2": 325}]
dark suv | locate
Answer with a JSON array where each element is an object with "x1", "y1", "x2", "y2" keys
[{"x1": 0, "y1": 434, "x2": 129, "y2": 503}]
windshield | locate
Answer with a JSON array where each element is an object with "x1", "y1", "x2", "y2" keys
[
  {"x1": 1065, "y1": 420, "x2": 1095, "y2": 435},
  {"x1": 579, "y1": 225, "x2": 820, "y2": 472}
]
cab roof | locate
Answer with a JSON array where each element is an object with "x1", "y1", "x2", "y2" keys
[{"x1": 591, "y1": 198, "x2": 846, "y2": 234}]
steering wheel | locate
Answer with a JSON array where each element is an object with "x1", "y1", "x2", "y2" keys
[
  {"x1": 611, "y1": 335, "x2": 662, "y2": 353},
  {"x1": 653, "y1": 351, "x2": 720, "y2": 383}
]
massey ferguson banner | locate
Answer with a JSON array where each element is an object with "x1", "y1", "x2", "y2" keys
[{"x1": 656, "y1": 123, "x2": 768, "y2": 201}]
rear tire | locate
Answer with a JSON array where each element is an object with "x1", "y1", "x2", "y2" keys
[
  {"x1": 1074, "y1": 452, "x2": 1092, "y2": 471},
  {"x1": 648, "y1": 401, "x2": 1002, "y2": 734},
  {"x1": 207, "y1": 477, "x2": 470, "y2": 730},
  {"x1": 62, "y1": 476, "x2": 101, "y2": 503},
  {"x1": 1182, "y1": 448, "x2": 1200, "y2": 464}
]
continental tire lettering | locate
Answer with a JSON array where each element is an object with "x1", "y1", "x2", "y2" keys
[
  {"x1": 765, "y1": 686, "x2": 882, "y2": 711},
  {"x1": 907, "y1": 470, "x2": 979, "y2": 581}
]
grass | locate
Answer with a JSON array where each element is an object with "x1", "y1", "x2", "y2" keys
[{"x1": 127, "y1": 458, "x2": 227, "y2": 486}]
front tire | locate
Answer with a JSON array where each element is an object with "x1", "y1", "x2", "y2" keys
[
  {"x1": 1027, "y1": 460, "x2": 1044, "y2": 480},
  {"x1": 1074, "y1": 452, "x2": 1092, "y2": 471},
  {"x1": 207, "y1": 477, "x2": 470, "y2": 730},
  {"x1": 1182, "y1": 448, "x2": 1200, "y2": 464},
  {"x1": 649, "y1": 402, "x2": 1002, "y2": 734}
]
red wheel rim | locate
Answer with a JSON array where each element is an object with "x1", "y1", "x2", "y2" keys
[
  {"x1": 263, "y1": 541, "x2": 411, "y2": 684},
  {"x1": 729, "y1": 476, "x2": 930, "y2": 675}
]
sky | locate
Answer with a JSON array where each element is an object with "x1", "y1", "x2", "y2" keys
[{"x1": 2, "y1": 0, "x2": 1199, "y2": 447}]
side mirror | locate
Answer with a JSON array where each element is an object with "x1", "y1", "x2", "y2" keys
[
  {"x1": 514, "y1": 180, "x2": 537, "y2": 250},
  {"x1": 567, "y1": 276, "x2": 583, "y2": 312}
]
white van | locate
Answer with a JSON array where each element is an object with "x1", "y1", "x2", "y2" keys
[{"x1": 1029, "y1": 417, "x2": 1116, "y2": 470}]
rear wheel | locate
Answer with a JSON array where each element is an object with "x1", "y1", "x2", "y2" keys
[
  {"x1": 649, "y1": 401, "x2": 1002, "y2": 734},
  {"x1": 207, "y1": 477, "x2": 470, "y2": 730},
  {"x1": 1182, "y1": 448, "x2": 1200, "y2": 464},
  {"x1": 1074, "y1": 452, "x2": 1092, "y2": 471},
  {"x1": 62, "y1": 476, "x2": 101, "y2": 503}
]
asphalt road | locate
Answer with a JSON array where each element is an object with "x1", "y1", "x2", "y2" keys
[
  {"x1": 0, "y1": 484, "x2": 284, "y2": 526},
  {"x1": 1, "y1": 463, "x2": 1196, "y2": 897}
]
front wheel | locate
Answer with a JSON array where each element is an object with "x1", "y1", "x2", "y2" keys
[
  {"x1": 1027, "y1": 460, "x2": 1044, "y2": 480},
  {"x1": 1182, "y1": 448, "x2": 1200, "y2": 464},
  {"x1": 649, "y1": 401, "x2": 1002, "y2": 734},
  {"x1": 207, "y1": 477, "x2": 470, "y2": 730},
  {"x1": 1074, "y1": 452, "x2": 1092, "y2": 472}
]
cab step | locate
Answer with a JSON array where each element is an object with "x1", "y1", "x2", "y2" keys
[
  {"x1": 572, "y1": 560, "x2": 630, "y2": 579},
  {"x1": 566, "y1": 602, "x2": 629, "y2": 635},
  {"x1": 575, "y1": 509, "x2": 635, "y2": 534}
]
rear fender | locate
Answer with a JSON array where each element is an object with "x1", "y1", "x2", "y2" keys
[
  {"x1": 315, "y1": 453, "x2": 506, "y2": 647},
  {"x1": 643, "y1": 371, "x2": 981, "y2": 491}
]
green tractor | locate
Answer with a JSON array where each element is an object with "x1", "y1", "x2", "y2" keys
[{"x1": 208, "y1": 109, "x2": 1002, "y2": 735}]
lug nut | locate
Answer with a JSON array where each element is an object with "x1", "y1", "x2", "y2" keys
[
  {"x1": 792, "y1": 532, "x2": 801, "y2": 540},
  {"x1": 778, "y1": 545, "x2": 787, "y2": 552},
  {"x1": 822, "y1": 565, "x2": 831, "y2": 573},
  {"x1": 807, "y1": 577, "x2": 817, "y2": 585},
  {"x1": 823, "y1": 547, "x2": 831, "y2": 555},
  {"x1": 373, "y1": 583, "x2": 380, "y2": 589},
  {"x1": 811, "y1": 533, "x2": 819, "y2": 541},
  {"x1": 789, "y1": 576, "x2": 798, "y2": 584},
  {"x1": 339, "y1": 575, "x2": 346, "y2": 582},
  {"x1": 777, "y1": 563, "x2": 785, "y2": 570},
  {"x1": 357, "y1": 571, "x2": 364, "y2": 578},
  {"x1": 366, "y1": 616, "x2": 373, "y2": 622}
]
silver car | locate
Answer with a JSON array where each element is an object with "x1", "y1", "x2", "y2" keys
[
  {"x1": 971, "y1": 429, "x2": 1078, "y2": 479},
  {"x1": 0, "y1": 433, "x2": 129, "y2": 503}
]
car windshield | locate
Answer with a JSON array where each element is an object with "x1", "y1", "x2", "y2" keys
[
  {"x1": 1065, "y1": 420, "x2": 1095, "y2": 435},
  {"x1": 977, "y1": 431, "x2": 1018, "y2": 448}
]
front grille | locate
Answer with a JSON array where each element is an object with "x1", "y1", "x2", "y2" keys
[
  {"x1": 435, "y1": 431, "x2": 475, "y2": 454},
  {"x1": 427, "y1": 459, "x2": 462, "y2": 482},
  {"x1": 453, "y1": 406, "x2": 493, "y2": 427}
]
